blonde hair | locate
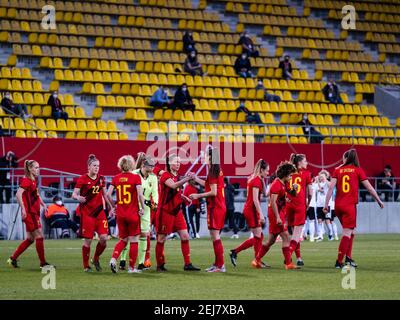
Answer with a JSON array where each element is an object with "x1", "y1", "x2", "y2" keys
[
  {"x1": 118, "y1": 155, "x2": 135, "y2": 172},
  {"x1": 135, "y1": 152, "x2": 146, "y2": 170},
  {"x1": 251, "y1": 159, "x2": 268, "y2": 179},
  {"x1": 24, "y1": 160, "x2": 37, "y2": 179}
]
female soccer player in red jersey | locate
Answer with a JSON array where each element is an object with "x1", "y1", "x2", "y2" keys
[
  {"x1": 8, "y1": 160, "x2": 52, "y2": 269},
  {"x1": 107, "y1": 155, "x2": 146, "y2": 273},
  {"x1": 252, "y1": 161, "x2": 299, "y2": 270},
  {"x1": 286, "y1": 153, "x2": 313, "y2": 267},
  {"x1": 155, "y1": 154, "x2": 200, "y2": 272},
  {"x1": 229, "y1": 159, "x2": 269, "y2": 268},
  {"x1": 190, "y1": 148, "x2": 227, "y2": 273},
  {"x1": 72, "y1": 154, "x2": 114, "y2": 272},
  {"x1": 323, "y1": 149, "x2": 384, "y2": 269}
]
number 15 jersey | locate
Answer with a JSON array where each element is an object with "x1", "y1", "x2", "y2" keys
[
  {"x1": 111, "y1": 172, "x2": 142, "y2": 218},
  {"x1": 333, "y1": 165, "x2": 367, "y2": 206}
]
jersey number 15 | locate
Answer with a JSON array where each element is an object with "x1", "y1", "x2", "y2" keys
[{"x1": 116, "y1": 185, "x2": 132, "y2": 204}]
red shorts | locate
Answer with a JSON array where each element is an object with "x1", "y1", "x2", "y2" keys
[
  {"x1": 335, "y1": 204, "x2": 357, "y2": 229},
  {"x1": 117, "y1": 214, "x2": 140, "y2": 239},
  {"x1": 80, "y1": 211, "x2": 109, "y2": 239},
  {"x1": 286, "y1": 205, "x2": 306, "y2": 227},
  {"x1": 243, "y1": 207, "x2": 261, "y2": 229},
  {"x1": 23, "y1": 212, "x2": 41, "y2": 232},
  {"x1": 207, "y1": 206, "x2": 226, "y2": 230},
  {"x1": 268, "y1": 210, "x2": 287, "y2": 235},
  {"x1": 156, "y1": 209, "x2": 187, "y2": 234}
]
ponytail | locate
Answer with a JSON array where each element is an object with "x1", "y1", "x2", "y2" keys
[
  {"x1": 166, "y1": 153, "x2": 178, "y2": 173},
  {"x1": 251, "y1": 159, "x2": 268, "y2": 179},
  {"x1": 342, "y1": 149, "x2": 360, "y2": 167},
  {"x1": 289, "y1": 153, "x2": 306, "y2": 169},
  {"x1": 135, "y1": 152, "x2": 146, "y2": 170},
  {"x1": 24, "y1": 159, "x2": 37, "y2": 179}
]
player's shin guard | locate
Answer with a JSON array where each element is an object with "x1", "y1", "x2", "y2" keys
[
  {"x1": 253, "y1": 236, "x2": 262, "y2": 258},
  {"x1": 112, "y1": 240, "x2": 127, "y2": 260},
  {"x1": 145, "y1": 235, "x2": 151, "y2": 261},
  {"x1": 82, "y1": 245, "x2": 90, "y2": 269},
  {"x1": 155, "y1": 241, "x2": 165, "y2": 267},
  {"x1": 181, "y1": 240, "x2": 191, "y2": 265},
  {"x1": 138, "y1": 237, "x2": 147, "y2": 265},
  {"x1": 295, "y1": 242, "x2": 301, "y2": 259},
  {"x1": 129, "y1": 242, "x2": 138, "y2": 269},
  {"x1": 11, "y1": 239, "x2": 34, "y2": 260},
  {"x1": 337, "y1": 236, "x2": 351, "y2": 263},
  {"x1": 282, "y1": 246, "x2": 292, "y2": 265},
  {"x1": 289, "y1": 240, "x2": 298, "y2": 257},
  {"x1": 346, "y1": 234, "x2": 355, "y2": 259},
  {"x1": 233, "y1": 238, "x2": 254, "y2": 254},
  {"x1": 35, "y1": 237, "x2": 46, "y2": 265},
  {"x1": 213, "y1": 239, "x2": 224, "y2": 268},
  {"x1": 93, "y1": 241, "x2": 107, "y2": 262}
]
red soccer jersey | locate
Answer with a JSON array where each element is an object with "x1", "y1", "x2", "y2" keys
[
  {"x1": 20, "y1": 177, "x2": 40, "y2": 215},
  {"x1": 184, "y1": 184, "x2": 199, "y2": 206},
  {"x1": 205, "y1": 171, "x2": 226, "y2": 215},
  {"x1": 244, "y1": 176, "x2": 263, "y2": 213},
  {"x1": 111, "y1": 172, "x2": 142, "y2": 218},
  {"x1": 158, "y1": 172, "x2": 183, "y2": 215},
  {"x1": 268, "y1": 178, "x2": 287, "y2": 214},
  {"x1": 75, "y1": 174, "x2": 106, "y2": 217},
  {"x1": 286, "y1": 169, "x2": 312, "y2": 207},
  {"x1": 333, "y1": 165, "x2": 367, "y2": 206}
]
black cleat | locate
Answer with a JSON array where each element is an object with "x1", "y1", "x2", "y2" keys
[
  {"x1": 335, "y1": 260, "x2": 344, "y2": 269},
  {"x1": 229, "y1": 250, "x2": 238, "y2": 267},
  {"x1": 296, "y1": 259, "x2": 304, "y2": 267},
  {"x1": 119, "y1": 260, "x2": 126, "y2": 270},
  {"x1": 138, "y1": 263, "x2": 148, "y2": 271},
  {"x1": 184, "y1": 263, "x2": 201, "y2": 271},
  {"x1": 7, "y1": 257, "x2": 19, "y2": 268},
  {"x1": 156, "y1": 264, "x2": 168, "y2": 272},
  {"x1": 345, "y1": 256, "x2": 358, "y2": 268},
  {"x1": 91, "y1": 259, "x2": 102, "y2": 272},
  {"x1": 40, "y1": 262, "x2": 56, "y2": 269},
  {"x1": 84, "y1": 267, "x2": 93, "y2": 273}
]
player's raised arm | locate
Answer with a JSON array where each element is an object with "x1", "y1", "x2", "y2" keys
[
  {"x1": 193, "y1": 175, "x2": 206, "y2": 187},
  {"x1": 323, "y1": 177, "x2": 337, "y2": 213},
  {"x1": 361, "y1": 180, "x2": 384, "y2": 209},
  {"x1": 190, "y1": 183, "x2": 217, "y2": 200}
]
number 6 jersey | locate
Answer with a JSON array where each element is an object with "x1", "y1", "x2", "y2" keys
[
  {"x1": 76, "y1": 174, "x2": 107, "y2": 217},
  {"x1": 332, "y1": 165, "x2": 367, "y2": 206}
]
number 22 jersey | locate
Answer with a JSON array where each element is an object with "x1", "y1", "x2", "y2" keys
[{"x1": 76, "y1": 174, "x2": 106, "y2": 217}]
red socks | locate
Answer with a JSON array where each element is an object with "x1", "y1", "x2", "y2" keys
[
  {"x1": 145, "y1": 235, "x2": 151, "y2": 261},
  {"x1": 295, "y1": 242, "x2": 301, "y2": 259},
  {"x1": 129, "y1": 242, "x2": 138, "y2": 269},
  {"x1": 346, "y1": 234, "x2": 355, "y2": 259},
  {"x1": 93, "y1": 241, "x2": 106, "y2": 262},
  {"x1": 35, "y1": 237, "x2": 46, "y2": 265},
  {"x1": 289, "y1": 239, "x2": 298, "y2": 256},
  {"x1": 338, "y1": 236, "x2": 351, "y2": 263},
  {"x1": 181, "y1": 240, "x2": 191, "y2": 265},
  {"x1": 256, "y1": 243, "x2": 271, "y2": 261},
  {"x1": 213, "y1": 239, "x2": 224, "y2": 268},
  {"x1": 112, "y1": 240, "x2": 127, "y2": 259},
  {"x1": 82, "y1": 245, "x2": 90, "y2": 269},
  {"x1": 233, "y1": 238, "x2": 254, "y2": 254},
  {"x1": 253, "y1": 236, "x2": 262, "y2": 258},
  {"x1": 155, "y1": 241, "x2": 165, "y2": 267},
  {"x1": 11, "y1": 239, "x2": 34, "y2": 260},
  {"x1": 282, "y1": 246, "x2": 292, "y2": 265}
]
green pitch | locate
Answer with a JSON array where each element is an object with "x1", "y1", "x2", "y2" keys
[{"x1": 0, "y1": 234, "x2": 399, "y2": 300}]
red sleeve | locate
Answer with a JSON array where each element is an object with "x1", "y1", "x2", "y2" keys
[
  {"x1": 332, "y1": 168, "x2": 339, "y2": 180},
  {"x1": 111, "y1": 176, "x2": 116, "y2": 187},
  {"x1": 358, "y1": 167, "x2": 368, "y2": 182},
  {"x1": 153, "y1": 166, "x2": 162, "y2": 176},
  {"x1": 160, "y1": 172, "x2": 170, "y2": 185},
  {"x1": 183, "y1": 185, "x2": 190, "y2": 197},
  {"x1": 135, "y1": 174, "x2": 142, "y2": 186},
  {"x1": 306, "y1": 171, "x2": 312, "y2": 185},
  {"x1": 19, "y1": 177, "x2": 31, "y2": 190},
  {"x1": 75, "y1": 176, "x2": 85, "y2": 189},
  {"x1": 270, "y1": 181, "x2": 280, "y2": 194},
  {"x1": 208, "y1": 175, "x2": 218, "y2": 185}
]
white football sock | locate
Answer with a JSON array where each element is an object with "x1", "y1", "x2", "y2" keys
[
  {"x1": 332, "y1": 222, "x2": 338, "y2": 237},
  {"x1": 309, "y1": 220, "x2": 315, "y2": 239},
  {"x1": 327, "y1": 223, "x2": 333, "y2": 237}
]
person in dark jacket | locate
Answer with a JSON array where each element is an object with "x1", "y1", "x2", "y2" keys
[
  {"x1": 236, "y1": 100, "x2": 262, "y2": 124},
  {"x1": 255, "y1": 79, "x2": 281, "y2": 102},
  {"x1": 322, "y1": 79, "x2": 344, "y2": 104},
  {"x1": 47, "y1": 91, "x2": 68, "y2": 120},
  {"x1": 0, "y1": 151, "x2": 18, "y2": 204},
  {"x1": 182, "y1": 30, "x2": 196, "y2": 54},
  {"x1": 1, "y1": 92, "x2": 31, "y2": 119},
  {"x1": 171, "y1": 84, "x2": 195, "y2": 111},
  {"x1": 238, "y1": 31, "x2": 259, "y2": 57},
  {"x1": 376, "y1": 165, "x2": 399, "y2": 202},
  {"x1": 234, "y1": 53, "x2": 254, "y2": 78},
  {"x1": 224, "y1": 177, "x2": 239, "y2": 238},
  {"x1": 183, "y1": 51, "x2": 204, "y2": 76},
  {"x1": 278, "y1": 55, "x2": 293, "y2": 80},
  {"x1": 297, "y1": 114, "x2": 324, "y2": 143}
]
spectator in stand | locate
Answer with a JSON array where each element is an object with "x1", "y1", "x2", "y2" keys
[
  {"x1": 322, "y1": 79, "x2": 344, "y2": 104},
  {"x1": 184, "y1": 180, "x2": 202, "y2": 239},
  {"x1": 183, "y1": 51, "x2": 204, "y2": 76},
  {"x1": 238, "y1": 31, "x2": 259, "y2": 58},
  {"x1": 236, "y1": 100, "x2": 262, "y2": 124},
  {"x1": 45, "y1": 195, "x2": 79, "y2": 238},
  {"x1": 182, "y1": 30, "x2": 197, "y2": 55},
  {"x1": 1, "y1": 92, "x2": 31, "y2": 119},
  {"x1": 278, "y1": 55, "x2": 293, "y2": 80},
  {"x1": 234, "y1": 53, "x2": 254, "y2": 78},
  {"x1": 0, "y1": 151, "x2": 18, "y2": 204},
  {"x1": 47, "y1": 91, "x2": 68, "y2": 120},
  {"x1": 171, "y1": 84, "x2": 195, "y2": 111},
  {"x1": 224, "y1": 177, "x2": 239, "y2": 239},
  {"x1": 297, "y1": 114, "x2": 324, "y2": 143},
  {"x1": 376, "y1": 165, "x2": 399, "y2": 202},
  {"x1": 255, "y1": 79, "x2": 281, "y2": 102},
  {"x1": 150, "y1": 85, "x2": 171, "y2": 109}
]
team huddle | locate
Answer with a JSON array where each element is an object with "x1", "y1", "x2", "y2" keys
[{"x1": 7, "y1": 148, "x2": 384, "y2": 273}]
